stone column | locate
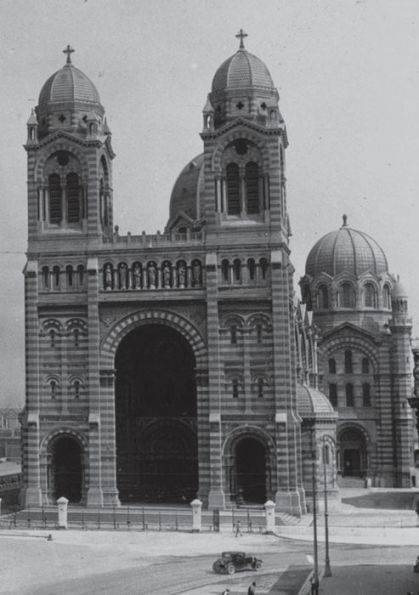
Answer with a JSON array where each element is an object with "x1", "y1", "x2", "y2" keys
[
  {"x1": 100, "y1": 368, "x2": 120, "y2": 506},
  {"x1": 206, "y1": 253, "x2": 225, "y2": 509},
  {"x1": 23, "y1": 260, "x2": 42, "y2": 507},
  {"x1": 57, "y1": 496, "x2": 69, "y2": 528},
  {"x1": 86, "y1": 257, "x2": 103, "y2": 506},
  {"x1": 191, "y1": 498, "x2": 202, "y2": 532}
]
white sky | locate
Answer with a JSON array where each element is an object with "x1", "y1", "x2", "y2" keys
[{"x1": 1, "y1": 0, "x2": 419, "y2": 407}]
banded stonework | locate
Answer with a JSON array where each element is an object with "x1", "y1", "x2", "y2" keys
[{"x1": 21, "y1": 36, "x2": 411, "y2": 513}]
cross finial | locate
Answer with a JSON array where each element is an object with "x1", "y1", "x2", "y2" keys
[
  {"x1": 63, "y1": 44, "x2": 75, "y2": 64},
  {"x1": 235, "y1": 29, "x2": 248, "y2": 50}
]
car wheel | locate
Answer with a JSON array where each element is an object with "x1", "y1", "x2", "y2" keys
[
  {"x1": 255, "y1": 561, "x2": 262, "y2": 570},
  {"x1": 227, "y1": 563, "x2": 235, "y2": 575},
  {"x1": 212, "y1": 561, "x2": 223, "y2": 574}
]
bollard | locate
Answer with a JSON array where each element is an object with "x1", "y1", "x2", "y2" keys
[
  {"x1": 190, "y1": 498, "x2": 202, "y2": 532},
  {"x1": 264, "y1": 500, "x2": 275, "y2": 533},
  {"x1": 57, "y1": 496, "x2": 69, "y2": 529}
]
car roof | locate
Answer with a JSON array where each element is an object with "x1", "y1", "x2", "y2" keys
[{"x1": 221, "y1": 551, "x2": 246, "y2": 557}]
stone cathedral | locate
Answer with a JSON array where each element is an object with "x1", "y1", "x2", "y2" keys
[{"x1": 21, "y1": 35, "x2": 413, "y2": 512}]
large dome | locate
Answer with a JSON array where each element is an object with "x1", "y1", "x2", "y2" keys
[
  {"x1": 212, "y1": 49, "x2": 274, "y2": 93},
  {"x1": 305, "y1": 216, "x2": 388, "y2": 278},
  {"x1": 38, "y1": 63, "x2": 101, "y2": 111},
  {"x1": 167, "y1": 154, "x2": 205, "y2": 226}
]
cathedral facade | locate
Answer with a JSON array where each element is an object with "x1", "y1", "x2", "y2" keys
[{"x1": 21, "y1": 37, "x2": 411, "y2": 512}]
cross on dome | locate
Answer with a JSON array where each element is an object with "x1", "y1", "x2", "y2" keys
[
  {"x1": 235, "y1": 29, "x2": 248, "y2": 50},
  {"x1": 63, "y1": 44, "x2": 75, "y2": 64}
]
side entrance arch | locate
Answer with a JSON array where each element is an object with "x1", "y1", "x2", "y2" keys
[
  {"x1": 48, "y1": 435, "x2": 84, "y2": 503},
  {"x1": 339, "y1": 427, "x2": 367, "y2": 477},
  {"x1": 225, "y1": 433, "x2": 272, "y2": 505}
]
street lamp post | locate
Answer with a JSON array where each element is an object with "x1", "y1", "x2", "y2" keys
[
  {"x1": 311, "y1": 437, "x2": 319, "y2": 595},
  {"x1": 323, "y1": 438, "x2": 332, "y2": 577}
]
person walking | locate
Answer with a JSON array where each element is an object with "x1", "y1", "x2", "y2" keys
[
  {"x1": 221, "y1": 589, "x2": 230, "y2": 595},
  {"x1": 235, "y1": 519, "x2": 243, "y2": 537},
  {"x1": 247, "y1": 581, "x2": 256, "y2": 594}
]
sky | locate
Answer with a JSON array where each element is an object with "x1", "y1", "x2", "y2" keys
[{"x1": 1, "y1": 0, "x2": 419, "y2": 407}]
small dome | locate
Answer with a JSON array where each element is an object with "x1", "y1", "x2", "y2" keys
[
  {"x1": 392, "y1": 279, "x2": 408, "y2": 299},
  {"x1": 167, "y1": 154, "x2": 205, "y2": 225},
  {"x1": 296, "y1": 383, "x2": 336, "y2": 418},
  {"x1": 306, "y1": 216, "x2": 388, "y2": 278},
  {"x1": 212, "y1": 49, "x2": 274, "y2": 93},
  {"x1": 38, "y1": 63, "x2": 101, "y2": 111}
]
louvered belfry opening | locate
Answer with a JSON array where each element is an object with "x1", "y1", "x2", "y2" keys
[
  {"x1": 245, "y1": 161, "x2": 259, "y2": 214},
  {"x1": 226, "y1": 163, "x2": 240, "y2": 214}
]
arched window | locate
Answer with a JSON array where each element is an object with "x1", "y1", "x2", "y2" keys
[
  {"x1": 74, "y1": 380, "x2": 80, "y2": 399},
  {"x1": 77, "y1": 265, "x2": 84, "y2": 288},
  {"x1": 345, "y1": 350, "x2": 353, "y2": 374},
  {"x1": 339, "y1": 283, "x2": 355, "y2": 308},
  {"x1": 247, "y1": 258, "x2": 256, "y2": 281},
  {"x1": 230, "y1": 325, "x2": 237, "y2": 345},
  {"x1": 362, "y1": 357, "x2": 369, "y2": 374},
  {"x1": 345, "y1": 383, "x2": 354, "y2": 407},
  {"x1": 318, "y1": 285, "x2": 329, "y2": 309},
  {"x1": 257, "y1": 378, "x2": 264, "y2": 398},
  {"x1": 52, "y1": 266, "x2": 60, "y2": 289},
  {"x1": 74, "y1": 329, "x2": 79, "y2": 348},
  {"x1": 221, "y1": 259, "x2": 229, "y2": 283},
  {"x1": 66, "y1": 265, "x2": 73, "y2": 288},
  {"x1": 232, "y1": 378, "x2": 239, "y2": 399},
  {"x1": 226, "y1": 163, "x2": 240, "y2": 215},
  {"x1": 362, "y1": 383, "x2": 371, "y2": 407},
  {"x1": 49, "y1": 174, "x2": 62, "y2": 224},
  {"x1": 328, "y1": 358, "x2": 336, "y2": 374},
  {"x1": 245, "y1": 162, "x2": 259, "y2": 214},
  {"x1": 42, "y1": 266, "x2": 49, "y2": 289},
  {"x1": 66, "y1": 173, "x2": 80, "y2": 223},
  {"x1": 364, "y1": 283, "x2": 377, "y2": 308},
  {"x1": 233, "y1": 259, "x2": 241, "y2": 283},
  {"x1": 50, "y1": 380, "x2": 57, "y2": 399},
  {"x1": 323, "y1": 443, "x2": 330, "y2": 465},
  {"x1": 329, "y1": 383, "x2": 337, "y2": 407},
  {"x1": 259, "y1": 258, "x2": 268, "y2": 281},
  {"x1": 256, "y1": 324, "x2": 262, "y2": 344},
  {"x1": 383, "y1": 285, "x2": 391, "y2": 309},
  {"x1": 49, "y1": 330, "x2": 56, "y2": 348}
]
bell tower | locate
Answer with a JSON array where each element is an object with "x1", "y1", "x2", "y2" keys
[
  {"x1": 25, "y1": 45, "x2": 114, "y2": 246},
  {"x1": 201, "y1": 30, "x2": 289, "y2": 242}
]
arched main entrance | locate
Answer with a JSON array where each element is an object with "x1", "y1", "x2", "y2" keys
[
  {"x1": 115, "y1": 324, "x2": 198, "y2": 503},
  {"x1": 339, "y1": 427, "x2": 367, "y2": 477},
  {"x1": 234, "y1": 437, "x2": 267, "y2": 504},
  {"x1": 50, "y1": 436, "x2": 83, "y2": 503}
]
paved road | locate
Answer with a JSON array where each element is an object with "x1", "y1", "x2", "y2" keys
[{"x1": 14, "y1": 540, "x2": 419, "y2": 595}]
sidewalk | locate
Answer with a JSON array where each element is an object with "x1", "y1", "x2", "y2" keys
[{"x1": 318, "y1": 564, "x2": 419, "y2": 595}]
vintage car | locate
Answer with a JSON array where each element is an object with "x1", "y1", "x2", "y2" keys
[{"x1": 212, "y1": 551, "x2": 263, "y2": 575}]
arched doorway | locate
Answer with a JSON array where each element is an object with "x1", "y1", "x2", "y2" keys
[
  {"x1": 50, "y1": 436, "x2": 83, "y2": 503},
  {"x1": 234, "y1": 437, "x2": 267, "y2": 504},
  {"x1": 115, "y1": 324, "x2": 198, "y2": 503},
  {"x1": 339, "y1": 428, "x2": 367, "y2": 477}
]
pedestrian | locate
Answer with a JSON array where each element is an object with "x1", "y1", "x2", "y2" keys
[
  {"x1": 235, "y1": 519, "x2": 242, "y2": 537},
  {"x1": 221, "y1": 590, "x2": 230, "y2": 595},
  {"x1": 247, "y1": 581, "x2": 256, "y2": 595}
]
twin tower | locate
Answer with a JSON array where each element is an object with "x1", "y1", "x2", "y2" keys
[{"x1": 21, "y1": 36, "x2": 413, "y2": 511}]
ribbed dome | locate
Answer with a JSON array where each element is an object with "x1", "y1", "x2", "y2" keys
[
  {"x1": 212, "y1": 49, "x2": 274, "y2": 93},
  {"x1": 296, "y1": 383, "x2": 336, "y2": 418},
  {"x1": 168, "y1": 154, "x2": 205, "y2": 223},
  {"x1": 38, "y1": 64, "x2": 101, "y2": 111},
  {"x1": 306, "y1": 217, "x2": 388, "y2": 278}
]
